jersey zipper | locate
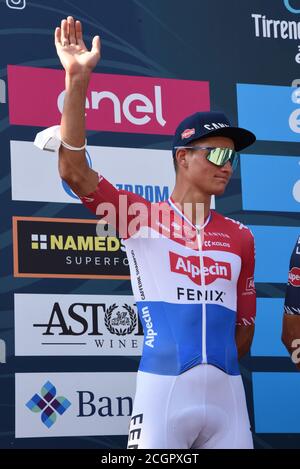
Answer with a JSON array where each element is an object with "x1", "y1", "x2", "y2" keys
[
  {"x1": 196, "y1": 227, "x2": 207, "y2": 364},
  {"x1": 167, "y1": 198, "x2": 211, "y2": 365}
]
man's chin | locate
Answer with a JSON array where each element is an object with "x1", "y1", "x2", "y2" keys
[{"x1": 212, "y1": 187, "x2": 226, "y2": 196}]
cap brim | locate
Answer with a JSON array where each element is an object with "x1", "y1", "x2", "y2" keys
[{"x1": 198, "y1": 127, "x2": 256, "y2": 152}]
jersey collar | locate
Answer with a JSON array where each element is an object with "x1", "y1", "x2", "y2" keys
[{"x1": 167, "y1": 197, "x2": 212, "y2": 230}]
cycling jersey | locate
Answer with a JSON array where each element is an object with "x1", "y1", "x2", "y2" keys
[
  {"x1": 284, "y1": 236, "x2": 300, "y2": 315},
  {"x1": 81, "y1": 175, "x2": 256, "y2": 377},
  {"x1": 80, "y1": 174, "x2": 256, "y2": 449}
]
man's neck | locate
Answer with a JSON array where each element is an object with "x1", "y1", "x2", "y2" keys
[{"x1": 170, "y1": 185, "x2": 211, "y2": 227}]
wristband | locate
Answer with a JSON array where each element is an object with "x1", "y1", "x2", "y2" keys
[
  {"x1": 61, "y1": 138, "x2": 87, "y2": 151},
  {"x1": 34, "y1": 125, "x2": 87, "y2": 153}
]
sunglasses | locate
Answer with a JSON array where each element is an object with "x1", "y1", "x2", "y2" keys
[{"x1": 173, "y1": 146, "x2": 239, "y2": 170}]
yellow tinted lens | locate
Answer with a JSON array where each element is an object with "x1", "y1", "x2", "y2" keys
[{"x1": 207, "y1": 148, "x2": 235, "y2": 166}]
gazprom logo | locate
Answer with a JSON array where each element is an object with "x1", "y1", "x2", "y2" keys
[
  {"x1": 26, "y1": 381, "x2": 71, "y2": 428},
  {"x1": 284, "y1": 0, "x2": 300, "y2": 14},
  {"x1": 115, "y1": 183, "x2": 169, "y2": 203}
]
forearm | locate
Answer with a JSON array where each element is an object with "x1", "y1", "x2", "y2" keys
[
  {"x1": 58, "y1": 72, "x2": 98, "y2": 194},
  {"x1": 59, "y1": 73, "x2": 90, "y2": 175},
  {"x1": 235, "y1": 324, "x2": 255, "y2": 359},
  {"x1": 282, "y1": 314, "x2": 300, "y2": 370},
  {"x1": 237, "y1": 341, "x2": 251, "y2": 360},
  {"x1": 61, "y1": 72, "x2": 89, "y2": 148}
]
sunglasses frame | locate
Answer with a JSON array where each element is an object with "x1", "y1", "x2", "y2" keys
[{"x1": 173, "y1": 146, "x2": 239, "y2": 170}]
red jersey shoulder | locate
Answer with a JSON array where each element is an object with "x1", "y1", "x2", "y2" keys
[
  {"x1": 210, "y1": 211, "x2": 254, "y2": 249},
  {"x1": 212, "y1": 211, "x2": 252, "y2": 234}
]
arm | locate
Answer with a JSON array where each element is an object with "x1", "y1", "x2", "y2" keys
[
  {"x1": 235, "y1": 230, "x2": 256, "y2": 359},
  {"x1": 235, "y1": 324, "x2": 255, "y2": 359},
  {"x1": 282, "y1": 237, "x2": 300, "y2": 370},
  {"x1": 54, "y1": 17, "x2": 150, "y2": 236},
  {"x1": 282, "y1": 314, "x2": 300, "y2": 370},
  {"x1": 54, "y1": 16, "x2": 100, "y2": 196}
]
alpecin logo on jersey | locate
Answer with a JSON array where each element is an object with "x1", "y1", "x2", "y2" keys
[
  {"x1": 289, "y1": 267, "x2": 300, "y2": 287},
  {"x1": 246, "y1": 277, "x2": 255, "y2": 292},
  {"x1": 169, "y1": 252, "x2": 231, "y2": 285}
]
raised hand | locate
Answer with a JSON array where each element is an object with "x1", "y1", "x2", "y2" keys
[{"x1": 55, "y1": 16, "x2": 101, "y2": 76}]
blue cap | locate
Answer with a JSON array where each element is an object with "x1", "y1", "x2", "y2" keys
[{"x1": 172, "y1": 111, "x2": 256, "y2": 155}]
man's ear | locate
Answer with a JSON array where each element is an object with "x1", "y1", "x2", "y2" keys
[{"x1": 176, "y1": 149, "x2": 189, "y2": 170}]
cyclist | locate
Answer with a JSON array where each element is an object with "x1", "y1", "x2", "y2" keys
[
  {"x1": 282, "y1": 236, "x2": 300, "y2": 370},
  {"x1": 52, "y1": 16, "x2": 257, "y2": 448}
]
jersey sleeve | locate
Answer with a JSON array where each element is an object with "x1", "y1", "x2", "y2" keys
[
  {"x1": 284, "y1": 236, "x2": 300, "y2": 315},
  {"x1": 236, "y1": 229, "x2": 256, "y2": 326},
  {"x1": 79, "y1": 174, "x2": 151, "y2": 239}
]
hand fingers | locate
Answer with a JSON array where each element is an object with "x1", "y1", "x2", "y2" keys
[
  {"x1": 61, "y1": 19, "x2": 69, "y2": 46},
  {"x1": 75, "y1": 20, "x2": 85, "y2": 47},
  {"x1": 57, "y1": 18, "x2": 100, "y2": 53},
  {"x1": 68, "y1": 16, "x2": 76, "y2": 45},
  {"x1": 54, "y1": 27, "x2": 61, "y2": 47},
  {"x1": 91, "y1": 35, "x2": 101, "y2": 56}
]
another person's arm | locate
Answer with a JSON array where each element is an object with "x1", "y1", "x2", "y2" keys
[
  {"x1": 282, "y1": 237, "x2": 300, "y2": 370},
  {"x1": 235, "y1": 229, "x2": 256, "y2": 359}
]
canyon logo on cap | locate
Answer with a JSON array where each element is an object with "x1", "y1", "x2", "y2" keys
[{"x1": 173, "y1": 111, "x2": 256, "y2": 155}]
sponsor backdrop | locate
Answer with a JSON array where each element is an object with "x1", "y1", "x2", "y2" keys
[{"x1": 0, "y1": 0, "x2": 299, "y2": 449}]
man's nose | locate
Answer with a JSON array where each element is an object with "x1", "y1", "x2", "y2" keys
[{"x1": 221, "y1": 160, "x2": 233, "y2": 173}]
